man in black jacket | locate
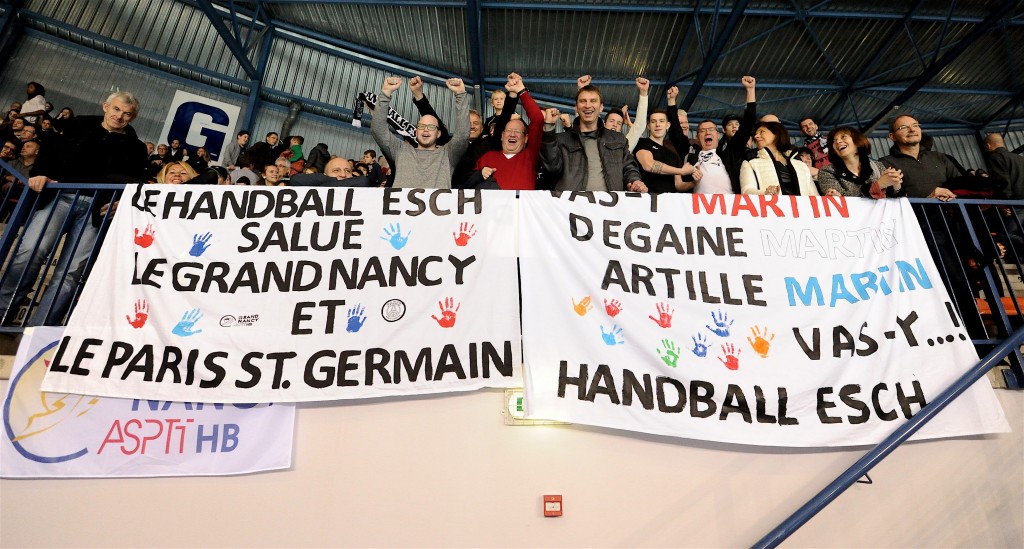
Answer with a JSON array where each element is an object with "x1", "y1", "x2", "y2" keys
[{"x1": 0, "y1": 91, "x2": 148, "y2": 326}]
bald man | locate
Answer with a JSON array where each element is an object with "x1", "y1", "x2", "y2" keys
[
  {"x1": 984, "y1": 133, "x2": 1024, "y2": 199},
  {"x1": 371, "y1": 75, "x2": 469, "y2": 189},
  {"x1": 289, "y1": 157, "x2": 373, "y2": 188}
]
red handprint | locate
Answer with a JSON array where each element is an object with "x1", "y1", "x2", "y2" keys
[
  {"x1": 718, "y1": 343, "x2": 741, "y2": 371},
  {"x1": 431, "y1": 297, "x2": 461, "y2": 328},
  {"x1": 134, "y1": 224, "x2": 156, "y2": 248},
  {"x1": 126, "y1": 299, "x2": 149, "y2": 329},
  {"x1": 453, "y1": 222, "x2": 478, "y2": 246},
  {"x1": 648, "y1": 302, "x2": 674, "y2": 328},
  {"x1": 604, "y1": 298, "x2": 623, "y2": 317}
]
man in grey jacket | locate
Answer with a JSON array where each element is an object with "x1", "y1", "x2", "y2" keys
[
  {"x1": 540, "y1": 84, "x2": 646, "y2": 192},
  {"x1": 370, "y1": 76, "x2": 470, "y2": 189}
]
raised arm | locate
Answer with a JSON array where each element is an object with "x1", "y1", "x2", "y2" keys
[
  {"x1": 444, "y1": 78, "x2": 471, "y2": 164},
  {"x1": 541, "y1": 107, "x2": 565, "y2": 176},
  {"x1": 624, "y1": 77, "x2": 649, "y2": 150},
  {"x1": 370, "y1": 76, "x2": 407, "y2": 161}
]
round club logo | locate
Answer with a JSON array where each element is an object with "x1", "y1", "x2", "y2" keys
[
  {"x1": 220, "y1": 315, "x2": 237, "y2": 327},
  {"x1": 4, "y1": 340, "x2": 98, "y2": 463},
  {"x1": 381, "y1": 299, "x2": 406, "y2": 322}
]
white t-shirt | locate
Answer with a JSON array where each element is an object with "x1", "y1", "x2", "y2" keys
[
  {"x1": 693, "y1": 149, "x2": 733, "y2": 194},
  {"x1": 20, "y1": 96, "x2": 47, "y2": 125}
]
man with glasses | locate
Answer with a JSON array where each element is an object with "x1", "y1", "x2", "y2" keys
[
  {"x1": 469, "y1": 73, "x2": 543, "y2": 190},
  {"x1": 370, "y1": 75, "x2": 469, "y2": 189},
  {"x1": 881, "y1": 114, "x2": 959, "y2": 200}
]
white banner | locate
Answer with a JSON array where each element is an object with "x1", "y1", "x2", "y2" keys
[
  {"x1": 3, "y1": 327, "x2": 294, "y2": 478},
  {"x1": 41, "y1": 186, "x2": 522, "y2": 402},
  {"x1": 519, "y1": 192, "x2": 1010, "y2": 447}
]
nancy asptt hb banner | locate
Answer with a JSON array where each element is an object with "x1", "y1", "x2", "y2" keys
[
  {"x1": 41, "y1": 186, "x2": 521, "y2": 403},
  {"x1": 519, "y1": 192, "x2": 1009, "y2": 447},
  {"x1": 2, "y1": 327, "x2": 293, "y2": 478}
]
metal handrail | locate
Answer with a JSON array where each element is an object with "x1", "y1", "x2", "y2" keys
[{"x1": 753, "y1": 324, "x2": 1024, "y2": 548}]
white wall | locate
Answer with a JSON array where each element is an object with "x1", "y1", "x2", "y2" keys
[{"x1": 2, "y1": 388, "x2": 1021, "y2": 547}]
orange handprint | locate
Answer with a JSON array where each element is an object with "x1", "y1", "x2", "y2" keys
[
  {"x1": 747, "y1": 326, "x2": 775, "y2": 358},
  {"x1": 572, "y1": 296, "x2": 593, "y2": 316}
]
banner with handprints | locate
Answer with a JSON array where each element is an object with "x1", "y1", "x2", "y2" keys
[
  {"x1": 518, "y1": 192, "x2": 1009, "y2": 447},
  {"x1": 3, "y1": 327, "x2": 294, "y2": 477},
  {"x1": 41, "y1": 186, "x2": 522, "y2": 403}
]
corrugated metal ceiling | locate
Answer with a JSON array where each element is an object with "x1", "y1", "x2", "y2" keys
[{"x1": 12, "y1": 0, "x2": 1024, "y2": 134}]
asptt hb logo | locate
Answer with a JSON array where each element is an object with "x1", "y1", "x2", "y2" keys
[{"x1": 167, "y1": 101, "x2": 231, "y2": 161}]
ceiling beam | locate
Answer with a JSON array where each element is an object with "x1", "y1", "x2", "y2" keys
[
  {"x1": 860, "y1": 0, "x2": 1019, "y2": 133},
  {"x1": 465, "y1": 0, "x2": 486, "y2": 93},
  {"x1": 194, "y1": 0, "x2": 260, "y2": 79},
  {"x1": 681, "y1": 0, "x2": 750, "y2": 111}
]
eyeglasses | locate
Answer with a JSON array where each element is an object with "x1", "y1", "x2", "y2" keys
[
  {"x1": 503, "y1": 128, "x2": 526, "y2": 135},
  {"x1": 895, "y1": 123, "x2": 921, "y2": 132},
  {"x1": 417, "y1": 124, "x2": 439, "y2": 131}
]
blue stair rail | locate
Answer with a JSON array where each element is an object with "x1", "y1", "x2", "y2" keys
[{"x1": 753, "y1": 324, "x2": 1024, "y2": 548}]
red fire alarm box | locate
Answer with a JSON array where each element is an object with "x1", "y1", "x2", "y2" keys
[{"x1": 543, "y1": 495, "x2": 562, "y2": 517}]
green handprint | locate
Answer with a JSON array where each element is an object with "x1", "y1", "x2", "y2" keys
[{"x1": 656, "y1": 338, "x2": 680, "y2": 367}]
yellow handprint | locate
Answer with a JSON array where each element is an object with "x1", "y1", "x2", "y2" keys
[
  {"x1": 747, "y1": 326, "x2": 775, "y2": 358},
  {"x1": 572, "y1": 296, "x2": 593, "y2": 316}
]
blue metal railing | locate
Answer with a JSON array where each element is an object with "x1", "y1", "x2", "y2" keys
[
  {"x1": 1, "y1": 166, "x2": 1022, "y2": 382},
  {"x1": 753, "y1": 324, "x2": 1024, "y2": 548},
  {"x1": 0, "y1": 158, "x2": 122, "y2": 328}
]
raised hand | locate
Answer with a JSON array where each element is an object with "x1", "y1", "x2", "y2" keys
[
  {"x1": 600, "y1": 325, "x2": 624, "y2": 346},
  {"x1": 453, "y1": 222, "x2": 477, "y2": 246},
  {"x1": 431, "y1": 297, "x2": 461, "y2": 328},
  {"x1": 189, "y1": 232, "x2": 212, "y2": 257},
  {"x1": 171, "y1": 308, "x2": 203, "y2": 337},
  {"x1": 559, "y1": 113, "x2": 572, "y2": 128},
  {"x1": 741, "y1": 75, "x2": 756, "y2": 89},
  {"x1": 572, "y1": 296, "x2": 593, "y2": 316},
  {"x1": 666, "y1": 86, "x2": 679, "y2": 105},
  {"x1": 408, "y1": 76, "x2": 425, "y2": 99},
  {"x1": 446, "y1": 78, "x2": 466, "y2": 94},
  {"x1": 603, "y1": 298, "x2": 623, "y2": 317},
  {"x1": 134, "y1": 224, "x2": 155, "y2": 248},
  {"x1": 706, "y1": 309, "x2": 734, "y2": 337},
  {"x1": 634, "y1": 76, "x2": 651, "y2": 95},
  {"x1": 543, "y1": 108, "x2": 561, "y2": 125},
  {"x1": 126, "y1": 299, "x2": 149, "y2": 329},
  {"x1": 382, "y1": 76, "x2": 402, "y2": 96},
  {"x1": 381, "y1": 223, "x2": 411, "y2": 250},
  {"x1": 577, "y1": 74, "x2": 592, "y2": 89},
  {"x1": 346, "y1": 304, "x2": 367, "y2": 333},
  {"x1": 505, "y1": 72, "x2": 525, "y2": 94},
  {"x1": 747, "y1": 326, "x2": 775, "y2": 358},
  {"x1": 657, "y1": 339, "x2": 680, "y2": 367},
  {"x1": 621, "y1": 105, "x2": 633, "y2": 127}
]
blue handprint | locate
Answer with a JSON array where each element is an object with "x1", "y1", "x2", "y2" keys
[
  {"x1": 600, "y1": 324, "x2": 624, "y2": 346},
  {"x1": 171, "y1": 308, "x2": 203, "y2": 337},
  {"x1": 691, "y1": 333, "x2": 709, "y2": 357},
  {"x1": 706, "y1": 309, "x2": 734, "y2": 337},
  {"x1": 380, "y1": 223, "x2": 411, "y2": 250},
  {"x1": 346, "y1": 304, "x2": 367, "y2": 333},
  {"x1": 189, "y1": 232, "x2": 213, "y2": 257}
]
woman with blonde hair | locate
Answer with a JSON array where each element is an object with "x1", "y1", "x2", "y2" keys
[{"x1": 156, "y1": 161, "x2": 198, "y2": 184}]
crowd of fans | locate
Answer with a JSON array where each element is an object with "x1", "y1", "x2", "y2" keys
[{"x1": 0, "y1": 73, "x2": 1023, "y2": 328}]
